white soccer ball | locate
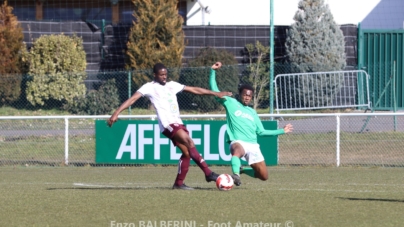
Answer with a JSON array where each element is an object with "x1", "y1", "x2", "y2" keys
[{"x1": 216, "y1": 173, "x2": 234, "y2": 191}]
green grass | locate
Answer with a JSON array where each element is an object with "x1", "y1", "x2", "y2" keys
[
  {"x1": 0, "y1": 106, "x2": 70, "y2": 116},
  {"x1": 2, "y1": 132, "x2": 404, "y2": 166},
  {"x1": 280, "y1": 132, "x2": 404, "y2": 166},
  {"x1": 0, "y1": 135, "x2": 94, "y2": 165},
  {"x1": 0, "y1": 166, "x2": 403, "y2": 227}
]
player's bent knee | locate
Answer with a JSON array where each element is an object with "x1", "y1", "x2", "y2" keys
[
  {"x1": 257, "y1": 173, "x2": 268, "y2": 181},
  {"x1": 252, "y1": 162, "x2": 268, "y2": 180},
  {"x1": 255, "y1": 170, "x2": 268, "y2": 181}
]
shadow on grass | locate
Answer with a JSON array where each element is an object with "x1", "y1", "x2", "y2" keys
[
  {"x1": 46, "y1": 186, "x2": 217, "y2": 191},
  {"x1": 337, "y1": 197, "x2": 404, "y2": 203}
]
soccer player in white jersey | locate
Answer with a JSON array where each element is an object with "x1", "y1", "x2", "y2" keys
[
  {"x1": 108, "y1": 63, "x2": 233, "y2": 190},
  {"x1": 209, "y1": 62, "x2": 293, "y2": 186}
]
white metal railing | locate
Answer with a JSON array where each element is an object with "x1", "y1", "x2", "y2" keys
[
  {"x1": 274, "y1": 70, "x2": 371, "y2": 113},
  {"x1": 1, "y1": 112, "x2": 404, "y2": 167}
]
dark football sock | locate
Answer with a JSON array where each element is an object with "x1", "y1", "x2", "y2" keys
[
  {"x1": 189, "y1": 147, "x2": 211, "y2": 176},
  {"x1": 174, "y1": 155, "x2": 190, "y2": 186}
]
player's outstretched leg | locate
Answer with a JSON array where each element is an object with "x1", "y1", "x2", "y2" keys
[
  {"x1": 171, "y1": 129, "x2": 218, "y2": 183},
  {"x1": 231, "y1": 156, "x2": 242, "y2": 186},
  {"x1": 241, "y1": 167, "x2": 256, "y2": 178},
  {"x1": 188, "y1": 147, "x2": 219, "y2": 182}
]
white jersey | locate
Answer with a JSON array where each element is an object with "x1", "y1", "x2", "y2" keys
[{"x1": 137, "y1": 81, "x2": 185, "y2": 132}]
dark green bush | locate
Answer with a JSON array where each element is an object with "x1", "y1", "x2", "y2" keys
[
  {"x1": 65, "y1": 79, "x2": 120, "y2": 115},
  {"x1": 179, "y1": 47, "x2": 239, "y2": 112}
]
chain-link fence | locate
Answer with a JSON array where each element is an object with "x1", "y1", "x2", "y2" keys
[
  {"x1": 278, "y1": 113, "x2": 404, "y2": 167},
  {"x1": 1, "y1": 113, "x2": 404, "y2": 167},
  {"x1": 1, "y1": 63, "x2": 300, "y2": 114},
  {"x1": 4, "y1": 62, "x2": 393, "y2": 114}
]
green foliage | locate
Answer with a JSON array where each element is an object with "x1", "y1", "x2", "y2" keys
[
  {"x1": 0, "y1": 1, "x2": 24, "y2": 104},
  {"x1": 179, "y1": 47, "x2": 239, "y2": 112},
  {"x1": 64, "y1": 79, "x2": 120, "y2": 115},
  {"x1": 285, "y1": 0, "x2": 346, "y2": 107},
  {"x1": 26, "y1": 34, "x2": 87, "y2": 107},
  {"x1": 241, "y1": 41, "x2": 270, "y2": 109},
  {"x1": 126, "y1": 0, "x2": 185, "y2": 88}
]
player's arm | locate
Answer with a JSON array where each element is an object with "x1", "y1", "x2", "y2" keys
[
  {"x1": 254, "y1": 114, "x2": 293, "y2": 136},
  {"x1": 183, "y1": 86, "x2": 232, "y2": 98},
  {"x1": 209, "y1": 62, "x2": 229, "y2": 104},
  {"x1": 209, "y1": 62, "x2": 221, "y2": 93},
  {"x1": 107, "y1": 91, "x2": 143, "y2": 127}
]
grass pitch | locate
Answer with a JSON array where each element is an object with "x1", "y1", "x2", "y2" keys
[{"x1": 0, "y1": 166, "x2": 403, "y2": 227}]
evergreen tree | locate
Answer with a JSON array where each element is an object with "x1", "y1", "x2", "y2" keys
[
  {"x1": 285, "y1": 0, "x2": 346, "y2": 107},
  {"x1": 126, "y1": 0, "x2": 185, "y2": 88},
  {"x1": 0, "y1": 0, "x2": 24, "y2": 104}
]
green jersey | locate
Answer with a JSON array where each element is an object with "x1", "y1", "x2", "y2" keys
[{"x1": 209, "y1": 69, "x2": 285, "y2": 144}]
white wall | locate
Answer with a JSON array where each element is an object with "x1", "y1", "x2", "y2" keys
[
  {"x1": 360, "y1": 0, "x2": 404, "y2": 29},
  {"x1": 185, "y1": 0, "x2": 382, "y2": 26},
  {"x1": 186, "y1": 0, "x2": 270, "y2": 25}
]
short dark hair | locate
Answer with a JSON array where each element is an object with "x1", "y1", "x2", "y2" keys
[
  {"x1": 153, "y1": 63, "x2": 166, "y2": 74},
  {"x1": 238, "y1": 84, "x2": 254, "y2": 94}
]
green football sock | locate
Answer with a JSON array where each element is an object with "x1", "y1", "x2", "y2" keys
[
  {"x1": 231, "y1": 156, "x2": 241, "y2": 175},
  {"x1": 242, "y1": 167, "x2": 256, "y2": 178}
]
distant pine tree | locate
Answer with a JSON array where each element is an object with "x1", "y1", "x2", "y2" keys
[
  {"x1": 0, "y1": 1, "x2": 24, "y2": 104},
  {"x1": 285, "y1": 0, "x2": 346, "y2": 107},
  {"x1": 126, "y1": 0, "x2": 185, "y2": 88}
]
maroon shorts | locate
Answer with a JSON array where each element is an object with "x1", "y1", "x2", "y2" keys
[{"x1": 162, "y1": 123, "x2": 189, "y2": 147}]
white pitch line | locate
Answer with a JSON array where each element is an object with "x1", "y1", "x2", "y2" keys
[
  {"x1": 268, "y1": 182, "x2": 404, "y2": 187},
  {"x1": 278, "y1": 188, "x2": 387, "y2": 193},
  {"x1": 73, "y1": 183, "x2": 157, "y2": 189},
  {"x1": 73, "y1": 183, "x2": 117, "y2": 187}
]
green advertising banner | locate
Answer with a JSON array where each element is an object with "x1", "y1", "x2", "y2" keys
[{"x1": 96, "y1": 120, "x2": 278, "y2": 165}]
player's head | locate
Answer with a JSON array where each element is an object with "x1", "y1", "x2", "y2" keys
[
  {"x1": 238, "y1": 84, "x2": 254, "y2": 106},
  {"x1": 153, "y1": 63, "x2": 168, "y2": 85}
]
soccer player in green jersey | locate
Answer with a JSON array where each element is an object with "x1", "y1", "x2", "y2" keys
[{"x1": 209, "y1": 62, "x2": 293, "y2": 186}]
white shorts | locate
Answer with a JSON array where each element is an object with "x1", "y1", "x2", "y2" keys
[{"x1": 230, "y1": 140, "x2": 264, "y2": 165}]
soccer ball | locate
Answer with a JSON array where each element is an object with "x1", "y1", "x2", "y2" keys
[{"x1": 216, "y1": 174, "x2": 234, "y2": 191}]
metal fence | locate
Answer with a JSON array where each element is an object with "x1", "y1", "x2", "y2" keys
[
  {"x1": 1, "y1": 63, "x2": 300, "y2": 113},
  {"x1": 275, "y1": 70, "x2": 371, "y2": 113},
  {"x1": 1, "y1": 113, "x2": 404, "y2": 167}
]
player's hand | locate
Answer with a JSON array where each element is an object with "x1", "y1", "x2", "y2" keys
[
  {"x1": 211, "y1": 62, "x2": 222, "y2": 70},
  {"x1": 283, "y1": 124, "x2": 293, "y2": 133},
  {"x1": 107, "y1": 114, "x2": 118, "y2": 127},
  {"x1": 216, "y1": 91, "x2": 232, "y2": 98}
]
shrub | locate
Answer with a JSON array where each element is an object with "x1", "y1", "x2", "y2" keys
[
  {"x1": 0, "y1": 1, "x2": 25, "y2": 104},
  {"x1": 26, "y1": 34, "x2": 87, "y2": 107},
  {"x1": 179, "y1": 47, "x2": 239, "y2": 112},
  {"x1": 65, "y1": 79, "x2": 120, "y2": 115}
]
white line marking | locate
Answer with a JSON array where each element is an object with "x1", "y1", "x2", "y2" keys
[
  {"x1": 73, "y1": 183, "x2": 115, "y2": 187},
  {"x1": 73, "y1": 183, "x2": 160, "y2": 189},
  {"x1": 278, "y1": 188, "x2": 386, "y2": 193}
]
